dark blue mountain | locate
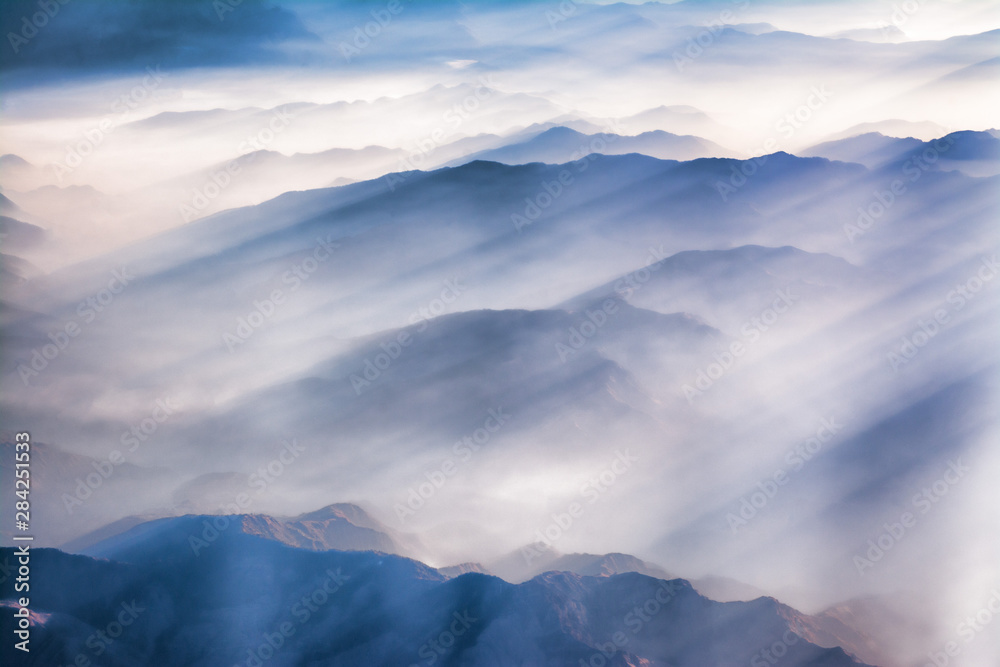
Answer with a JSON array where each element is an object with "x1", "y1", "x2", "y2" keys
[{"x1": 0, "y1": 526, "x2": 876, "y2": 667}]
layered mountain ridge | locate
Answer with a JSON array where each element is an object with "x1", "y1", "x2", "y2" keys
[{"x1": 0, "y1": 516, "x2": 881, "y2": 667}]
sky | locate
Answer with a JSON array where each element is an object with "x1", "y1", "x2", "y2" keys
[{"x1": 1, "y1": 3, "x2": 998, "y2": 665}]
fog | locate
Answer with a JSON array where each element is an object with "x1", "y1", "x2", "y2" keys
[{"x1": 1, "y1": 2, "x2": 998, "y2": 666}]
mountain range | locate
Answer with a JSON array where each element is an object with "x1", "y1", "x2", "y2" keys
[
  {"x1": 0, "y1": 507, "x2": 883, "y2": 667},
  {"x1": 2, "y1": 1, "x2": 998, "y2": 665}
]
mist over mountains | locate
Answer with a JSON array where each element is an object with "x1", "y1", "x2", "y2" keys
[{"x1": 1, "y1": 0, "x2": 998, "y2": 666}]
